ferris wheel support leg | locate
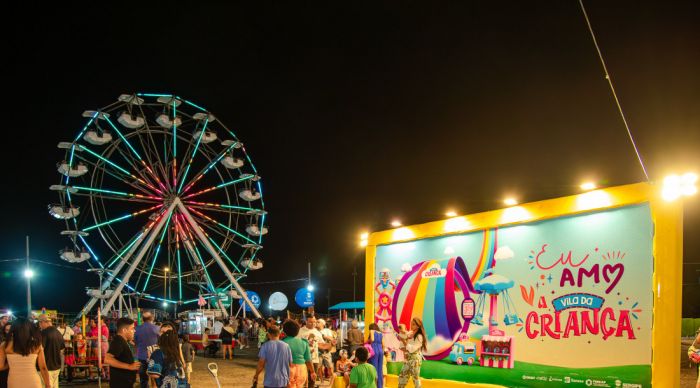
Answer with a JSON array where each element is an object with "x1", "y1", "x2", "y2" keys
[
  {"x1": 177, "y1": 201, "x2": 263, "y2": 319},
  {"x1": 102, "y1": 200, "x2": 179, "y2": 313},
  {"x1": 75, "y1": 230, "x2": 151, "y2": 321}
]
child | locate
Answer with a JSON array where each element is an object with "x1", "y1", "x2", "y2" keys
[
  {"x1": 181, "y1": 335, "x2": 196, "y2": 382},
  {"x1": 257, "y1": 324, "x2": 267, "y2": 348},
  {"x1": 336, "y1": 349, "x2": 355, "y2": 387},
  {"x1": 348, "y1": 346, "x2": 377, "y2": 388},
  {"x1": 75, "y1": 333, "x2": 87, "y2": 364},
  {"x1": 397, "y1": 324, "x2": 409, "y2": 341}
]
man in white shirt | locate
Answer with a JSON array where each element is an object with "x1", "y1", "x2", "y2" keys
[
  {"x1": 57, "y1": 321, "x2": 75, "y2": 378},
  {"x1": 316, "y1": 319, "x2": 336, "y2": 383},
  {"x1": 297, "y1": 316, "x2": 329, "y2": 388}
]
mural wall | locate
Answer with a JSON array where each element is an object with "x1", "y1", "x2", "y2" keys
[{"x1": 373, "y1": 203, "x2": 653, "y2": 386}]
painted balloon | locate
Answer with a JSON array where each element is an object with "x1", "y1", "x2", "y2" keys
[{"x1": 391, "y1": 257, "x2": 478, "y2": 360}]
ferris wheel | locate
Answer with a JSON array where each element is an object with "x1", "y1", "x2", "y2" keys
[{"x1": 50, "y1": 93, "x2": 267, "y2": 318}]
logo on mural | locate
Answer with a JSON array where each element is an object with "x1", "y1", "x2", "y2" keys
[
  {"x1": 523, "y1": 244, "x2": 641, "y2": 341},
  {"x1": 421, "y1": 263, "x2": 447, "y2": 278}
]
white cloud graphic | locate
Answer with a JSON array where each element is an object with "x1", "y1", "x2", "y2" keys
[
  {"x1": 401, "y1": 263, "x2": 413, "y2": 273},
  {"x1": 494, "y1": 246, "x2": 514, "y2": 260}
]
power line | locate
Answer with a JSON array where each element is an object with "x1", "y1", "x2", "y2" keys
[{"x1": 578, "y1": 0, "x2": 650, "y2": 181}]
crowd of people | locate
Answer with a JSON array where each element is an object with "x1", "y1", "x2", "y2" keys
[
  {"x1": 0, "y1": 309, "x2": 437, "y2": 388},
  {"x1": 252, "y1": 314, "x2": 427, "y2": 388}
]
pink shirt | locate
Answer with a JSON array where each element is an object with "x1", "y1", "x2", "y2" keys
[{"x1": 89, "y1": 324, "x2": 109, "y2": 342}]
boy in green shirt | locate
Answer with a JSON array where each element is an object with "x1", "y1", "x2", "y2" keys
[{"x1": 349, "y1": 346, "x2": 377, "y2": 388}]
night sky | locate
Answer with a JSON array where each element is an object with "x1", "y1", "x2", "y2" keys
[{"x1": 2, "y1": 2, "x2": 698, "y2": 317}]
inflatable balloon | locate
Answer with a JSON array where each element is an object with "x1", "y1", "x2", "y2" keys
[{"x1": 391, "y1": 257, "x2": 479, "y2": 360}]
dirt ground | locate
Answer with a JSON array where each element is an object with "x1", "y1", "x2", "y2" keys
[{"x1": 67, "y1": 341, "x2": 700, "y2": 387}]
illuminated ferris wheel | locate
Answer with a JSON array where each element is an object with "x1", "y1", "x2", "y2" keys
[{"x1": 50, "y1": 93, "x2": 266, "y2": 318}]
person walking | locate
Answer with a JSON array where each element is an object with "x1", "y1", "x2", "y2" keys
[
  {"x1": 134, "y1": 312, "x2": 160, "y2": 388},
  {"x1": 38, "y1": 315, "x2": 64, "y2": 388},
  {"x1": 367, "y1": 323, "x2": 385, "y2": 388},
  {"x1": 397, "y1": 317, "x2": 427, "y2": 388},
  {"x1": 253, "y1": 325, "x2": 293, "y2": 388},
  {"x1": 147, "y1": 330, "x2": 188, "y2": 387},
  {"x1": 105, "y1": 318, "x2": 140, "y2": 388},
  {"x1": 281, "y1": 320, "x2": 316, "y2": 388},
  {"x1": 346, "y1": 320, "x2": 363, "y2": 354},
  {"x1": 0, "y1": 318, "x2": 52, "y2": 388}
]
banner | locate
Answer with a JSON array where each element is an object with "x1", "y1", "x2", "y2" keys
[
  {"x1": 373, "y1": 203, "x2": 654, "y2": 387},
  {"x1": 295, "y1": 288, "x2": 315, "y2": 307}
]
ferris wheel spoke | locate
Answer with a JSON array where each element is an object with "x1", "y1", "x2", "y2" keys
[
  {"x1": 74, "y1": 155, "x2": 159, "y2": 198},
  {"x1": 182, "y1": 174, "x2": 255, "y2": 200},
  {"x1": 183, "y1": 201, "x2": 262, "y2": 216},
  {"x1": 186, "y1": 206, "x2": 257, "y2": 245},
  {"x1": 76, "y1": 144, "x2": 162, "y2": 196},
  {"x1": 205, "y1": 234, "x2": 243, "y2": 273},
  {"x1": 179, "y1": 141, "x2": 238, "y2": 195},
  {"x1": 104, "y1": 115, "x2": 169, "y2": 193},
  {"x1": 82, "y1": 204, "x2": 163, "y2": 233},
  {"x1": 71, "y1": 185, "x2": 162, "y2": 201},
  {"x1": 177, "y1": 220, "x2": 216, "y2": 294},
  {"x1": 176, "y1": 118, "x2": 210, "y2": 193}
]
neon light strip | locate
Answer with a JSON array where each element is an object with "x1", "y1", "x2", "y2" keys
[
  {"x1": 205, "y1": 235, "x2": 243, "y2": 273},
  {"x1": 182, "y1": 174, "x2": 254, "y2": 200},
  {"x1": 179, "y1": 142, "x2": 238, "y2": 194},
  {"x1": 72, "y1": 186, "x2": 161, "y2": 200},
  {"x1": 104, "y1": 116, "x2": 168, "y2": 193},
  {"x1": 65, "y1": 112, "x2": 98, "y2": 185},
  {"x1": 184, "y1": 200, "x2": 262, "y2": 213},
  {"x1": 177, "y1": 118, "x2": 209, "y2": 193},
  {"x1": 80, "y1": 146, "x2": 162, "y2": 195},
  {"x1": 82, "y1": 204, "x2": 162, "y2": 232},
  {"x1": 79, "y1": 235, "x2": 104, "y2": 269},
  {"x1": 136, "y1": 93, "x2": 172, "y2": 98},
  {"x1": 106, "y1": 233, "x2": 144, "y2": 268},
  {"x1": 141, "y1": 212, "x2": 174, "y2": 291},
  {"x1": 172, "y1": 100, "x2": 177, "y2": 188},
  {"x1": 187, "y1": 207, "x2": 257, "y2": 245},
  {"x1": 176, "y1": 228, "x2": 182, "y2": 301}
]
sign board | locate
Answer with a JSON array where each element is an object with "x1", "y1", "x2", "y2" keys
[
  {"x1": 295, "y1": 288, "x2": 315, "y2": 307},
  {"x1": 269, "y1": 292, "x2": 289, "y2": 311},
  {"x1": 216, "y1": 288, "x2": 231, "y2": 308},
  {"x1": 238, "y1": 290, "x2": 261, "y2": 312},
  {"x1": 365, "y1": 183, "x2": 682, "y2": 387}
]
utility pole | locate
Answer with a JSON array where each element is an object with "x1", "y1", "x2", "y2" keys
[
  {"x1": 26, "y1": 236, "x2": 31, "y2": 318},
  {"x1": 352, "y1": 265, "x2": 358, "y2": 318}
]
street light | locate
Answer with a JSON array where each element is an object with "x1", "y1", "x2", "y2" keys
[
  {"x1": 23, "y1": 269, "x2": 34, "y2": 278},
  {"x1": 390, "y1": 220, "x2": 402, "y2": 227},
  {"x1": 445, "y1": 210, "x2": 458, "y2": 217},
  {"x1": 580, "y1": 182, "x2": 596, "y2": 191},
  {"x1": 662, "y1": 172, "x2": 697, "y2": 201},
  {"x1": 504, "y1": 198, "x2": 518, "y2": 206},
  {"x1": 307, "y1": 284, "x2": 314, "y2": 292}
]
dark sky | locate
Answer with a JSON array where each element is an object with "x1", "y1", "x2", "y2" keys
[{"x1": 2, "y1": 2, "x2": 699, "y2": 317}]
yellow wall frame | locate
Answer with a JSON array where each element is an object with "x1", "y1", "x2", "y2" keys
[{"x1": 364, "y1": 182, "x2": 682, "y2": 387}]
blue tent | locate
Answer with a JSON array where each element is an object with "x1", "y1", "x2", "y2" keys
[{"x1": 328, "y1": 301, "x2": 364, "y2": 311}]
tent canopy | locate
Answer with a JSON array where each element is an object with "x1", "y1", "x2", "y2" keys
[{"x1": 328, "y1": 301, "x2": 364, "y2": 311}]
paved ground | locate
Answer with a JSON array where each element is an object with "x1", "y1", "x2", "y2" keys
[{"x1": 65, "y1": 341, "x2": 699, "y2": 387}]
